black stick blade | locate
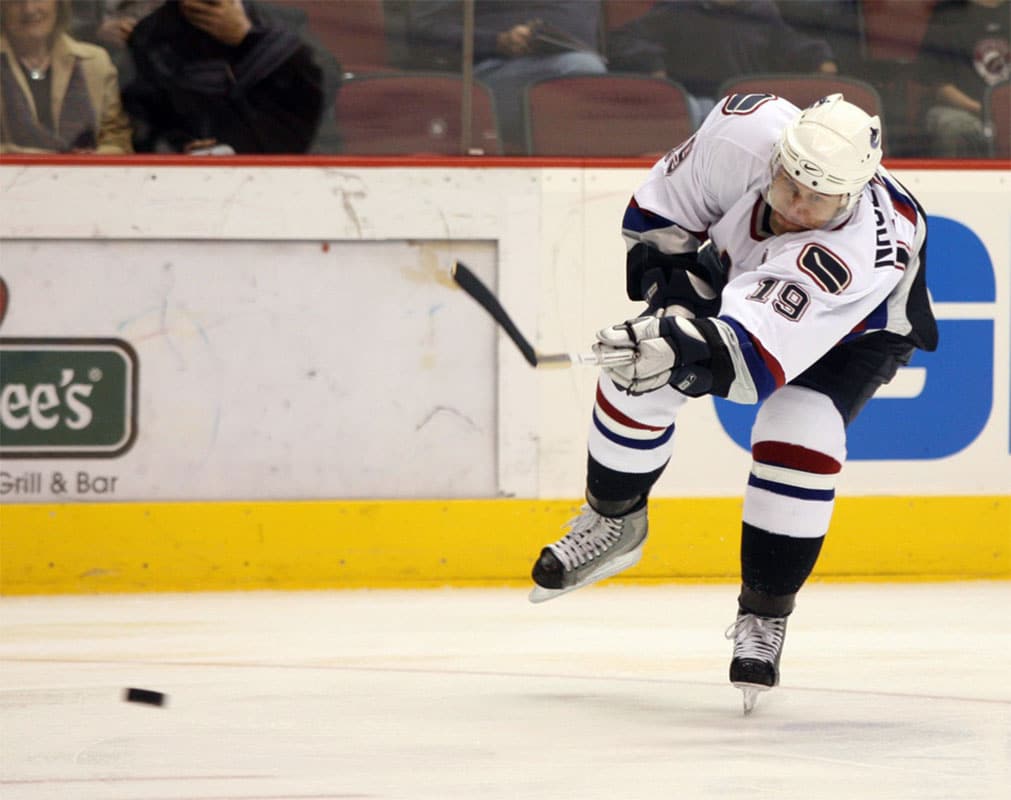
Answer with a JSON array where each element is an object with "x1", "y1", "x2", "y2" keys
[{"x1": 452, "y1": 261, "x2": 538, "y2": 367}]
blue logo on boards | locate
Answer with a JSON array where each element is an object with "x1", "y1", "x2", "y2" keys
[{"x1": 714, "y1": 216, "x2": 996, "y2": 459}]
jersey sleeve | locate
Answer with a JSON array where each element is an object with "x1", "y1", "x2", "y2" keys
[{"x1": 622, "y1": 96, "x2": 795, "y2": 257}]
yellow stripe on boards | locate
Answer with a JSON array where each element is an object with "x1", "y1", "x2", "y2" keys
[{"x1": 1, "y1": 497, "x2": 1007, "y2": 595}]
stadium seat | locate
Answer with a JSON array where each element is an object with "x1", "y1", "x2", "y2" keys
[
  {"x1": 277, "y1": 0, "x2": 391, "y2": 76},
  {"x1": 603, "y1": 0, "x2": 657, "y2": 30},
  {"x1": 984, "y1": 81, "x2": 1010, "y2": 159},
  {"x1": 522, "y1": 74, "x2": 693, "y2": 157},
  {"x1": 845, "y1": 2, "x2": 939, "y2": 156},
  {"x1": 858, "y1": 0, "x2": 938, "y2": 62},
  {"x1": 337, "y1": 73, "x2": 501, "y2": 155}
]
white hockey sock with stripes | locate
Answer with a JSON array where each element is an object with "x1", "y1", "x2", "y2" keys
[
  {"x1": 743, "y1": 385, "x2": 846, "y2": 539},
  {"x1": 587, "y1": 376, "x2": 686, "y2": 476}
]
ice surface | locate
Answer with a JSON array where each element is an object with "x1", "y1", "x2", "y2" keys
[{"x1": 2, "y1": 583, "x2": 1008, "y2": 799}]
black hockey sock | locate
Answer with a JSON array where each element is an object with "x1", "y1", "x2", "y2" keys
[
  {"x1": 585, "y1": 453, "x2": 665, "y2": 513},
  {"x1": 739, "y1": 522, "x2": 824, "y2": 615}
]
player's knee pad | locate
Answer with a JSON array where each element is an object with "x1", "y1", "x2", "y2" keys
[{"x1": 744, "y1": 386, "x2": 846, "y2": 538}]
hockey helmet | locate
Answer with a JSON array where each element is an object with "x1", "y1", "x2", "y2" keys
[{"x1": 772, "y1": 94, "x2": 882, "y2": 211}]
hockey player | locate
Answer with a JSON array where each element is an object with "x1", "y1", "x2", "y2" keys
[{"x1": 529, "y1": 93, "x2": 938, "y2": 712}]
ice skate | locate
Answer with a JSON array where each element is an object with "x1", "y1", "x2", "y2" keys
[
  {"x1": 725, "y1": 611, "x2": 789, "y2": 715},
  {"x1": 529, "y1": 498, "x2": 647, "y2": 603}
]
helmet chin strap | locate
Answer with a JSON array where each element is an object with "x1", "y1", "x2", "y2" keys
[{"x1": 821, "y1": 198, "x2": 857, "y2": 229}]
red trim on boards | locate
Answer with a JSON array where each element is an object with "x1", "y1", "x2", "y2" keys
[
  {"x1": 0, "y1": 154, "x2": 646, "y2": 169},
  {"x1": 1, "y1": 154, "x2": 1008, "y2": 170},
  {"x1": 884, "y1": 158, "x2": 1011, "y2": 171}
]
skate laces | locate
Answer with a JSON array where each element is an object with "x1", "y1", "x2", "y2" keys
[
  {"x1": 725, "y1": 614, "x2": 786, "y2": 662},
  {"x1": 547, "y1": 505, "x2": 624, "y2": 571}
]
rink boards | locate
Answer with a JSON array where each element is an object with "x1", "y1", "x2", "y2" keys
[
  {"x1": 2, "y1": 496, "x2": 1008, "y2": 594},
  {"x1": 0, "y1": 161, "x2": 1008, "y2": 594}
]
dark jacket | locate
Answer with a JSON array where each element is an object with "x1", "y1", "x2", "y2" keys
[{"x1": 123, "y1": 0, "x2": 327, "y2": 153}]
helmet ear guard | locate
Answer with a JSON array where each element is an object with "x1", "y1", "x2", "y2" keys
[{"x1": 773, "y1": 94, "x2": 882, "y2": 212}]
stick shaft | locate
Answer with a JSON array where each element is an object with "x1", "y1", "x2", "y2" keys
[
  {"x1": 536, "y1": 351, "x2": 635, "y2": 368},
  {"x1": 451, "y1": 261, "x2": 538, "y2": 367},
  {"x1": 451, "y1": 261, "x2": 634, "y2": 369}
]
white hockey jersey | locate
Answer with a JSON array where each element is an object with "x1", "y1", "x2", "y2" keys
[{"x1": 622, "y1": 94, "x2": 936, "y2": 403}]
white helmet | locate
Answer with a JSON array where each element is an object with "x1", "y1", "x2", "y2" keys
[{"x1": 773, "y1": 94, "x2": 882, "y2": 210}]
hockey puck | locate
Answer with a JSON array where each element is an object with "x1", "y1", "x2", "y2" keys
[{"x1": 124, "y1": 687, "x2": 166, "y2": 707}]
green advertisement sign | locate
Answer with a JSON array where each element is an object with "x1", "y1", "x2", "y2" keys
[{"x1": 0, "y1": 338, "x2": 138, "y2": 458}]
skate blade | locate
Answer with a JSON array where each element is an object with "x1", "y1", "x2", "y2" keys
[
  {"x1": 528, "y1": 544, "x2": 644, "y2": 604},
  {"x1": 733, "y1": 682, "x2": 770, "y2": 715}
]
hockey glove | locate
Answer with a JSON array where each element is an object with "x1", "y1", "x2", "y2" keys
[
  {"x1": 628, "y1": 241, "x2": 726, "y2": 318},
  {"x1": 594, "y1": 315, "x2": 715, "y2": 396},
  {"x1": 642, "y1": 267, "x2": 720, "y2": 318}
]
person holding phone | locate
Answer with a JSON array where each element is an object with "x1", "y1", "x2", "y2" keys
[{"x1": 122, "y1": 0, "x2": 327, "y2": 154}]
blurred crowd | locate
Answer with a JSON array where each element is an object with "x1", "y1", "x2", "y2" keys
[{"x1": 0, "y1": 0, "x2": 1008, "y2": 158}]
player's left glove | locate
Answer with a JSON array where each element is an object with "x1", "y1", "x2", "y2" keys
[
  {"x1": 594, "y1": 315, "x2": 715, "y2": 396},
  {"x1": 628, "y1": 240, "x2": 727, "y2": 318}
]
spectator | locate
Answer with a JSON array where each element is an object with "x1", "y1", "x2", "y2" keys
[
  {"x1": 408, "y1": 1, "x2": 607, "y2": 153},
  {"x1": 122, "y1": 0, "x2": 327, "y2": 154},
  {"x1": 608, "y1": 0, "x2": 838, "y2": 127},
  {"x1": 271, "y1": 1, "x2": 343, "y2": 154},
  {"x1": 918, "y1": 0, "x2": 1010, "y2": 157},
  {"x1": 69, "y1": 0, "x2": 160, "y2": 85},
  {"x1": 1, "y1": 0, "x2": 133, "y2": 153}
]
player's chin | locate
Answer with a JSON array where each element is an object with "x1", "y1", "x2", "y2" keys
[{"x1": 771, "y1": 209, "x2": 812, "y2": 233}]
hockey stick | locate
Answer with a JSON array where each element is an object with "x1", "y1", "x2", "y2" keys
[{"x1": 451, "y1": 261, "x2": 634, "y2": 369}]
